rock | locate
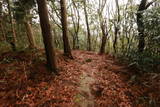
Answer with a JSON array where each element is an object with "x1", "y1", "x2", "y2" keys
[{"x1": 91, "y1": 84, "x2": 104, "y2": 97}]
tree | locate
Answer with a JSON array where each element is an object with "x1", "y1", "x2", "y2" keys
[
  {"x1": 70, "y1": 0, "x2": 80, "y2": 50},
  {"x1": 113, "y1": 0, "x2": 120, "y2": 53},
  {"x1": 0, "y1": 1, "x2": 6, "y2": 41},
  {"x1": 14, "y1": 0, "x2": 36, "y2": 49},
  {"x1": 143, "y1": 5, "x2": 160, "y2": 54},
  {"x1": 36, "y1": 0, "x2": 57, "y2": 72},
  {"x1": 0, "y1": 1, "x2": 2, "y2": 16},
  {"x1": 98, "y1": 0, "x2": 108, "y2": 54},
  {"x1": 83, "y1": 0, "x2": 91, "y2": 51},
  {"x1": 6, "y1": 0, "x2": 17, "y2": 51},
  {"x1": 137, "y1": 0, "x2": 154, "y2": 52},
  {"x1": 99, "y1": 21, "x2": 108, "y2": 54},
  {"x1": 60, "y1": 0, "x2": 73, "y2": 58},
  {"x1": 24, "y1": 20, "x2": 36, "y2": 48}
]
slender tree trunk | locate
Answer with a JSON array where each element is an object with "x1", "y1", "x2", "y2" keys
[
  {"x1": 100, "y1": 36, "x2": 107, "y2": 54},
  {"x1": 52, "y1": 26, "x2": 59, "y2": 48},
  {"x1": 24, "y1": 21, "x2": 36, "y2": 49},
  {"x1": 98, "y1": 0, "x2": 108, "y2": 54},
  {"x1": 83, "y1": 0, "x2": 91, "y2": 51},
  {"x1": 113, "y1": 0, "x2": 120, "y2": 54},
  {"x1": 113, "y1": 27, "x2": 118, "y2": 53},
  {"x1": 70, "y1": 7, "x2": 76, "y2": 50},
  {"x1": 37, "y1": 0, "x2": 57, "y2": 72},
  {"x1": 0, "y1": 21, "x2": 6, "y2": 41},
  {"x1": 70, "y1": 7, "x2": 78, "y2": 50},
  {"x1": 72, "y1": 34, "x2": 76, "y2": 49},
  {"x1": 0, "y1": 1, "x2": 2, "y2": 15},
  {"x1": 60, "y1": 0, "x2": 73, "y2": 58},
  {"x1": 137, "y1": 0, "x2": 154, "y2": 52},
  {"x1": 6, "y1": 0, "x2": 17, "y2": 51},
  {"x1": 137, "y1": 0, "x2": 146, "y2": 52},
  {"x1": 99, "y1": 23, "x2": 107, "y2": 54},
  {"x1": 71, "y1": 0, "x2": 80, "y2": 49},
  {"x1": 0, "y1": 2, "x2": 6, "y2": 41}
]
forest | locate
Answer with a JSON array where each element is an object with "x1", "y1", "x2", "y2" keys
[{"x1": 0, "y1": 0, "x2": 160, "y2": 106}]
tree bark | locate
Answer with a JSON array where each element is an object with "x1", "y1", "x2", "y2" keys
[
  {"x1": 60, "y1": 0, "x2": 73, "y2": 58},
  {"x1": 83, "y1": 0, "x2": 91, "y2": 51},
  {"x1": 0, "y1": 21, "x2": 6, "y2": 41},
  {"x1": 99, "y1": 23, "x2": 107, "y2": 54},
  {"x1": 0, "y1": 1, "x2": 6, "y2": 41},
  {"x1": 98, "y1": 0, "x2": 108, "y2": 54},
  {"x1": 6, "y1": 0, "x2": 17, "y2": 51},
  {"x1": 137, "y1": 0, "x2": 146, "y2": 52},
  {"x1": 113, "y1": 27, "x2": 118, "y2": 53},
  {"x1": 24, "y1": 21, "x2": 36, "y2": 49},
  {"x1": 37, "y1": 0, "x2": 57, "y2": 72},
  {"x1": 0, "y1": 1, "x2": 2, "y2": 15},
  {"x1": 71, "y1": 0, "x2": 80, "y2": 50},
  {"x1": 137, "y1": 0, "x2": 153, "y2": 52},
  {"x1": 113, "y1": 0, "x2": 120, "y2": 53}
]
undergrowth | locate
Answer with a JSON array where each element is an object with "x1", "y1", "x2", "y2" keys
[{"x1": 118, "y1": 50, "x2": 160, "y2": 73}]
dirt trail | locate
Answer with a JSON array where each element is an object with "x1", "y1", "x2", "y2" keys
[
  {"x1": 73, "y1": 51, "x2": 133, "y2": 107},
  {"x1": 73, "y1": 51, "x2": 101, "y2": 107},
  {"x1": 74, "y1": 61, "x2": 95, "y2": 107}
]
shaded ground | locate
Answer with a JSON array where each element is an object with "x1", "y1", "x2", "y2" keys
[{"x1": 0, "y1": 50, "x2": 159, "y2": 107}]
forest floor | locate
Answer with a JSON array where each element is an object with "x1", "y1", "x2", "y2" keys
[{"x1": 0, "y1": 50, "x2": 160, "y2": 107}]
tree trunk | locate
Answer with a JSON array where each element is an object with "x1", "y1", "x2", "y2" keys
[
  {"x1": 113, "y1": 0, "x2": 120, "y2": 54},
  {"x1": 72, "y1": 34, "x2": 76, "y2": 49},
  {"x1": 71, "y1": 0, "x2": 80, "y2": 50},
  {"x1": 52, "y1": 26, "x2": 59, "y2": 48},
  {"x1": 137, "y1": 0, "x2": 154, "y2": 52},
  {"x1": 100, "y1": 35, "x2": 107, "y2": 54},
  {"x1": 113, "y1": 27, "x2": 118, "y2": 53},
  {"x1": 98, "y1": 0, "x2": 108, "y2": 54},
  {"x1": 0, "y1": 21, "x2": 6, "y2": 41},
  {"x1": 37, "y1": 0, "x2": 57, "y2": 72},
  {"x1": 137, "y1": 0, "x2": 146, "y2": 52},
  {"x1": 83, "y1": 0, "x2": 91, "y2": 51},
  {"x1": 0, "y1": 2, "x2": 6, "y2": 41},
  {"x1": 24, "y1": 21, "x2": 36, "y2": 49},
  {"x1": 6, "y1": 0, "x2": 17, "y2": 51},
  {"x1": 0, "y1": 1, "x2": 2, "y2": 15},
  {"x1": 99, "y1": 23, "x2": 107, "y2": 54},
  {"x1": 60, "y1": 0, "x2": 73, "y2": 58}
]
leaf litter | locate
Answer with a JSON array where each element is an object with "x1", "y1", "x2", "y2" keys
[{"x1": 0, "y1": 50, "x2": 159, "y2": 107}]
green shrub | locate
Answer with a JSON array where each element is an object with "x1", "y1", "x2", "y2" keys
[{"x1": 126, "y1": 50, "x2": 160, "y2": 73}]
